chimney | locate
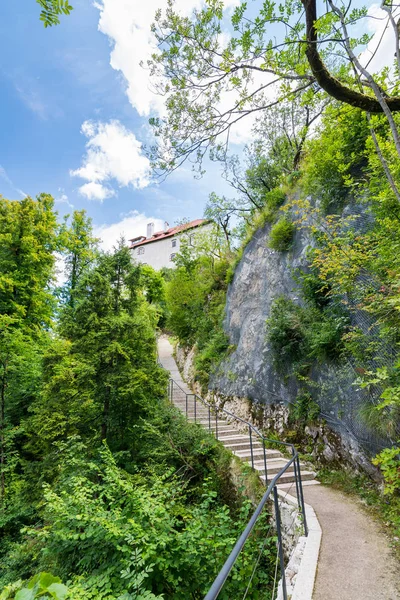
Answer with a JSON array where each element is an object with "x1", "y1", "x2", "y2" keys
[
  {"x1": 146, "y1": 222, "x2": 154, "y2": 239},
  {"x1": 164, "y1": 221, "x2": 169, "y2": 232}
]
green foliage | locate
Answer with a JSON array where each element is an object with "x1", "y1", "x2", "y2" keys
[
  {"x1": 372, "y1": 446, "x2": 400, "y2": 495},
  {"x1": 264, "y1": 188, "x2": 286, "y2": 212},
  {"x1": 165, "y1": 242, "x2": 232, "y2": 389},
  {"x1": 301, "y1": 105, "x2": 369, "y2": 212},
  {"x1": 194, "y1": 329, "x2": 230, "y2": 389},
  {"x1": 8, "y1": 439, "x2": 273, "y2": 600},
  {"x1": 0, "y1": 196, "x2": 275, "y2": 599},
  {"x1": 266, "y1": 297, "x2": 305, "y2": 365},
  {"x1": 139, "y1": 265, "x2": 167, "y2": 327},
  {"x1": 57, "y1": 210, "x2": 99, "y2": 310},
  {"x1": 268, "y1": 218, "x2": 295, "y2": 251},
  {"x1": 36, "y1": 1, "x2": 73, "y2": 27},
  {"x1": 0, "y1": 573, "x2": 68, "y2": 599},
  {"x1": 266, "y1": 296, "x2": 348, "y2": 370},
  {"x1": 147, "y1": 0, "x2": 376, "y2": 177},
  {"x1": 290, "y1": 393, "x2": 320, "y2": 423},
  {"x1": 0, "y1": 194, "x2": 58, "y2": 330}
]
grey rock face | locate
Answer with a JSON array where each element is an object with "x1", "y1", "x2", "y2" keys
[
  {"x1": 210, "y1": 213, "x2": 389, "y2": 466},
  {"x1": 211, "y1": 220, "x2": 308, "y2": 405}
]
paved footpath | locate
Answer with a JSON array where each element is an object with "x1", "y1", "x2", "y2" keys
[
  {"x1": 304, "y1": 485, "x2": 400, "y2": 600},
  {"x1": 158, "y1": 336, "x2": 400, "y2": 600}
]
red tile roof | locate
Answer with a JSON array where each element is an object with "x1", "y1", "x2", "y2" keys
[{"x1": 129, "y1": 219, "x2": 209, "y2": 248}]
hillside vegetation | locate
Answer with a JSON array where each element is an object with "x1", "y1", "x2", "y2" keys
[
  {"x1": 163, "y1": 103, "x2": 400, "y2": 541},
  {"x1": 0, "y1": 199, "x2": 274, "y2": 599}
]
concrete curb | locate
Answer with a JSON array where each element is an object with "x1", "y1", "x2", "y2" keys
[{"x1": 278, "y1": 489, "x2": 322, "y2": 600}]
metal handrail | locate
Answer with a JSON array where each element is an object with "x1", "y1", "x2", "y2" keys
[
  {"x1": 204, "y1": 457, "x2": 296, "y2": 600},
  {"x1": 166, "y1": 375, "x2": 309, "y2": 600}
]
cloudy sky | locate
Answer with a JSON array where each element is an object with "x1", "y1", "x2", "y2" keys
[
  {"x1": 0, "y1": 0, "x2": 237, "y2": 249},
  {"x1": 0, "y1": 0, "x2": 392, "y2": 249}
]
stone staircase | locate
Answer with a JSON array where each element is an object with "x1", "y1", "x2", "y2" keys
[{"x1": 171, "y1": 386, "x2": 318, "y2": 490}]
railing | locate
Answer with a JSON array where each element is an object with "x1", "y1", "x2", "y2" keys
[{"x1": 167, "y1": 377, "x2": 309, "y2": 600}]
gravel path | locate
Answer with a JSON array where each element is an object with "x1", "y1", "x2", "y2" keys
[{"x1": 303, "y1": 484, "x2": 400, "y2": 600}]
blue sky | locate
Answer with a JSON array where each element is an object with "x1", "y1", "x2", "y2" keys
[
  {"x1": 0, "y1": 0, "x2": 235, "y2": 247},
  {"x1": 0, "y1": 0, "x2": 389, "y2": 248}
]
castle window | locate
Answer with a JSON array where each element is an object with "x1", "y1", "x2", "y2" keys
[
  {"x1": 137, "y1": 247, "x2": 145, "y2": 255},
  {"x1": 170, "y1": 253, "x2": 176, "y2": 261},
  {"x1": 172, "y1": 239, "x2": 177, "y2": 247}
]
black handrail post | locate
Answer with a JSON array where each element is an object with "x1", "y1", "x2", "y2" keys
[
  {"x1": 296, "y1": 455, "x2": 308, "y2": 536},
  {"x1": 249, "y1": 425, "x2": 254, "y2": 470},
  {"x1": 292, "y1": 447, "x2": 301, "y2": 512},
  {"x1": 263, "y1": 438, "x2": 268, "y2": 487},
  {"x1": 194, "y1": 394, "x2": 197, "y2": 423},
  {"x1": 274, "y1": 485, "x2": 288, "y2": 600}
]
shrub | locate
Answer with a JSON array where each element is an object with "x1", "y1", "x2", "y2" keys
[
  {"x1": 266, "y1": 296, "x2": 348, "y2": 370},
  {"x1": 268, "y1": 219, "x2": 295, "y2": 251},
  {"x1": 264, "y1": 188, "x2": 286, "y2": 211},
  {"x1": 266, "y1": 297, "x2": 305, "y2": 365},
  {"x1": 373, "y1": 446, "x2": 400, "y2": 495},
  {"x1": 290, "y1": 392, "x2": 320, "y2": 423},
  {"x1": 194, "y1": 329, "x2": 231, "y2": 389}
]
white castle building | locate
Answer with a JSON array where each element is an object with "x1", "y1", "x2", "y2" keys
[{"x1": 129, "y1": 219, "x2": 211, "y2": 270}]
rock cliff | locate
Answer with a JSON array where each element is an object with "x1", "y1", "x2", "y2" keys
[{"x1": 200, "y1": 212, "x2": 388, "y2": 474}]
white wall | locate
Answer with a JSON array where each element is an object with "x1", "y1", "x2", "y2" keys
[{"x1": 130, "y1": 223, "x2": 212, "y2": 270}]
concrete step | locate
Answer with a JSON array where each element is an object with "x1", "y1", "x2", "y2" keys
[
  {"x1": 182, "y1": 410, "x2": 214, "y2": 417},
  {"x1": 277, "y1": 479, "x2": 320, "y2": 489},
  {"x1": 212, "y1": 429, "x2": 244, "y2": 438},
  {"x1": 233, "y1": 448, "x2": 282, "y2": 461},
  {"x1": 222, "y1": 440, "x2": 264, "y2": 452},
  {"x1": 252, "y1": 458, "x2": 308, "y2": 476},
  {"x1": 254, "y1": 460, "x2": 295, "y2": 475},
  {"x1": 261, "y1": 471, "x2": 315, "y2": 484},
  {"x1": 190, "y1": 420, "x2": 232, "y2": 430},
  {"x1": 199, "y1": 423, "x2": 234, "y2": 430}
]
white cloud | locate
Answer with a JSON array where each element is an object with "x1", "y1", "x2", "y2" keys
[
  {"x1": 55, "y1": 193, "x2": 75, "y2": 209},
  {"x1": 359, "y1": 4, "x2": 395, "y2": 73},
  {"x1": 78, "y1": 182, "x2": 116, "y2": 201},
  {"x1": 94, "y1": 0, "x2": 238, "y2": 118},
  {"x1": 0, "y1": 165, "x2": 27, "y2": 198},
  {"x1": 94, "y1": 210, "x2": 164, "y2": 251},
  {"x1": 71, "y1": 120, "x2": 151, "y2": 200}
]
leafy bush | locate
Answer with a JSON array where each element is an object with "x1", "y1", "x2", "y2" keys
[
  {"x1": 14, "y1": 441, "x2": 273, "y2": 600},
  {"x1": 290, "y1": 392, "x2": 320, "y2": 423},
  {"x1": 301, "y1": 105, "x2": 369, "y2": 212},
  {"x1": 373, "y1": 446, "x2": 400, "y2": 495},
  {"x1": 264, "y1": 188, "x2": 286, "y2": 211},
  {"x1": 266, "y1": 297, "x2": 305, "y2": 364},
  {"x1": 0, "y1": 573, "x2": 68, "y2": 600},
  {"x1": 266, "y1": 296, "x2": 348, "y2": 370},
  {"x1": 268, "y1": 219, "x2": 295, "y2": 251},
  {"x1": 194, "y1": 329, "x2": 231, "y2": 388},
  {"x1": 165, "y1": 254, "x2": 232, "y2": 386}
]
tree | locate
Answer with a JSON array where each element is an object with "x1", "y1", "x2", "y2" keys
[
  {"x1": 59, "y1": 240, "x2": 166, "y2": 447},
  {"x1": 148, "y1": 0, "x2": 400, "y2": 176},
  {"x1": 0, "y1": 195, "x2": 57, "y2": 505},
  {"x1": 58, "y1": 210, "x2": 99, "y2": 309},
  {"x1": 0, "y1": 194, "x2": 58, "y2": 331},
  {"x1": 36, "y1": 0, "x2": 73, "y2": 27}
]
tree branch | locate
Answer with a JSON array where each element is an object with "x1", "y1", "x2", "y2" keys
[{"x1": 301, "y1": 0, "x2": 400, "y2": 112}]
